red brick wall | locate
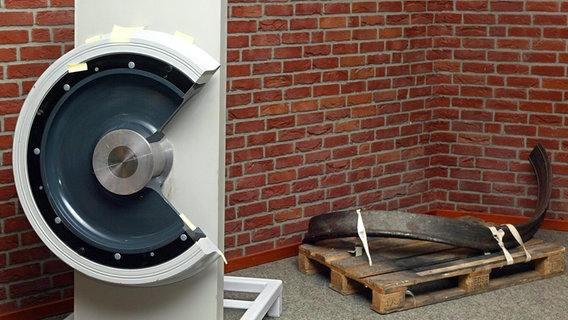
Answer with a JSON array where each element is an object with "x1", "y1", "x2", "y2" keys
[
  {"x1": 2, "y1": 0, "x2": 568, "y2": 314},
  {"x1": 0, "y1": 0, "x2": 75, "y2": 313},
  {"x1": 424, "y1": 0, "x2": 568, "y2": 217},
  {"x1": 225, "y1": 0, "x2": 568, "y2": 258},
  {"x1": 225, "y1": 0, "x2": 437, "y2": 257}
]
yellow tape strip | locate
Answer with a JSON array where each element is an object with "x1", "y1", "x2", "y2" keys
[
  {"x1": 179, "y1": 213, "x2": 197, "y2": 231},
  {"x1": 174, "y1": 31, "x2": 195, "y2": 44},
  {"x1": 85, "y1": 34, "x2": 104, "y2": 44},
  {"x1": 110, "y1": 25, "x2": 145, "y2": 43},
  {"x1": 67, "y1": 63, "x2": 88, "y2": 73},
  {"x1": 217, "y1": 249, "x2": 228, "y2": 264},
  {"x1": 179, "y1": 213, "x2": 226, "y2": 263}
]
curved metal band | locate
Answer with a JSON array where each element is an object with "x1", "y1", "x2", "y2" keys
[{"x1": 304, "y1": 144, "x2": 552, "y2": 252}]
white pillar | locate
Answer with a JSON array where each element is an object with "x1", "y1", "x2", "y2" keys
[{"x1": 72, "y1": 1, "x2": 226, "y2": 319}]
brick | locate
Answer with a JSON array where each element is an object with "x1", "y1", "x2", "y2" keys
[
  {"x1": 10, "y1": 278, "x2": 51, "y2": 298},
  {"x1": 539, "y1": 126, "x2": 568, "y2": 138},
  {"x1": 295, "y1": 100, "x2": 321, "y2": 115},
  {"x1": 535, "y1": 15, "x2": 567, "y2": 26},
  {"x1": 51, "y1": 0, "x2": 74, "y2": 6},
  {"x1": 0, "y1": 48, "x2": 17, "y2": 62},
  {"x1": 245, "y1": 241, "x2": 275, "y2": 255},
  {"x1": 231, "y1": 5, "x2": 262, "y2": 18},
  {"x1": 0, "y1": 12, "x2": 34, "y2": 26},
  {"x1": 237, "y1": 201, "x2": 267, "y2": 217},
  {"x1": 8, "y1": 246, "x2": 51, "y2": 265},
  {"x1": 298, "y1": 189, "x2": 325, "y2": 204},
  {"x1": 508, "y1": 26, "x2": 541, "y2": 38},
  {"x1": 493, "y1": 183, "x2": 525, "y2": 196},
  {"x1": 284, "y1": 87, "x2": 310, "y2": 100},
  {"x1": 0, "y1": 30, "x2": 29, "y2": 44},
  {"x1": 242, "y1": 48, "x2": 272, "y2": 61},
  {"x1": 290, "y1": 18, "x2": 317, "y2": 30},
  {"x1": 0, "y1": 184, "x2": 17, "y2": 201},
  {"x1": 0, "y1": 83, "x2": 20, "y2": 98},
  {"x1": 454, "y1": 49, "x2": 486, "y2": 61},
  {"x1": 462, "y1": 38, "x2": 495, "y2": 49},
  {"x1": 251, "y1": 33, "x2": 280, "y2": 47},
  {"x1": 312, "y1": 59, "x2": 339, "y2": 72},
  {"x1": 526, "y1": 1, "x2": 559, "y2": 12},
  {"x1": 542, "y1": 78, "x2": 568, "y2": 90},
  {"x1": 483, "y1": 194, "x2": 515, "y2": 207},
  {"x1": 268, "y1": 169, "x2": 296, "y2": 184},
  {"x1": 265, "y1": 4, "x2": 293, "y2": 16},
  {"x1": 0, "y1": 233, "x2": 18, "y2": 251},
  {"x1": 524, "y1": 52, "x2": 556, "y2": 63},
  {"x1": 259, "y1": 19, "x2": 288, "y2": 31},
  {"x1": 326, "y1": 184, "x2": 351, "y2": 199},
  {"x1": 319, "y1": 16, "x2": 346, "y2": 29},
  {"x1": 543, "y1": 27, "x2": 568, "y2": 38},
  {"x1": 3, "y1": 214, "x2": 32, "y2": 232},
  {"x1": 491, "y1": 0, "x2": 524, "y2": 11},
  {"x1": 323, "y1": 2, "x2": 349, "y2": 14},
  {"x1": 432, "y1": 12, "x2": 459, "y2": 24},
  {"x1": 228, "y1": 20, "x2": 257, "y2": 33},
  {"x1": 0, "y1": 264, "x2": 41, "y2": 283},
  {"x1": 519, "y1": 101, "x2": 553, "y2": 113},
  {"x1": 5, "y1": 0, "x2": 47, "y2": 8},
  {"x1": 449, "y1": 191, "x2": 481, "y2": 203},
  {"x1": 322, "y1": 70, "x2": 347, "y2": 83},
  {"x1": 282, "y1": 219, "x2": 308, "y2": 236},
  {"x1": 533, "y1": 39, "x2": 566, "y2": 51},
  {"x1": 8, "y1": 62, "x2": 49, "y2": 78},
  {"x1": 330, "y1": 196, "x2": 356, "y2": 210},
  {"x1": 293, "y1": 72, "x2": 321, "y2": 85},
  {"x1": 463, "y1": 13, "x2": 496, "y2": 25},
  {"x1": 292, "y1": 178, "x2": 318, "y2": 193},
  {"x1": 20, "y1": 45, "x2": 62, "y2": 60},
  {"x1": 297, "y1": 112, "x2": 324, "y2": 125},
  {"x1": 252, "y1": 226, "x2": 281, "y2": 242},
  {"x1": 283, "y1": 59, "x2": 311, "y2": 72},
  {"x1": 278, "y1": 128, "x2": 306, "y2": 141},
  {"x1": 0, "y1": 202, "x2": 16, "y2": 219},
  {"x1": 244, "y1": 214, "x2": 273, "y2": 230},
  {"x1": 268, "y1": 196, "x2": 296, "y2": 211},
  {"x1": 275, "y1": 155, "x2": 302, "y2": 169},
  {"x1": 229, "y1": 190, "x2": 259, "y2": 205},
  {"x1": 295, "y1": 3, "x2": 323, "y2": 15},
  {"x1": 531, "y1": 65, "x2": 564, "y2": 77},
  {"x1": 35, "y1": 10, "x2": 74, "y2": 25},
  {"x1": 253, "y1": 62, "x2": 282, "y2": 75}
]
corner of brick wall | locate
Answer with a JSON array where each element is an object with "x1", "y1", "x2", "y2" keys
[
  {"x1": 0, "y1": 0, "x2": 75, "y2": 313},
  {"x1": 224, "y1": 0, "x2": 568, "y2": 260},
  {"x1": 428, "y1": 0, "x2": 568, "y2": 218}
]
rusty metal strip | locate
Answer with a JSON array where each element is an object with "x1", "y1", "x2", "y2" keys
[{"x1": 304, "y1": 144, "x2": 552, "y2": 252}]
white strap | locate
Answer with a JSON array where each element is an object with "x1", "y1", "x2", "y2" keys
[
  {"x1": 356, "y1": 209, "x2": 373, "y2": 266},
  {"x1": 488, "y1": 226, "x2": 514, "y2": 265},
  {"x1": 506, "y1": 224, "x2": 532, "y2": 262}
]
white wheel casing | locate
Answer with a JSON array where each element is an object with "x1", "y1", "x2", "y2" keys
[{"x1": 13, "y1": 30, "x2": 221, "y2": 286}]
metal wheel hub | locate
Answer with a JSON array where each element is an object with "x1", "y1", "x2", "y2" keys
[{"x1": 93, "y1": 129, "x2": 173, "y2": 196}]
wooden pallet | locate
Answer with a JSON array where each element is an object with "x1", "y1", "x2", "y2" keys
[{"x1": 298, "y1": 237, "x2": 565, "y2": 314}]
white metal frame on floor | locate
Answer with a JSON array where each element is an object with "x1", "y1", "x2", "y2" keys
[
  {"x1": 66, "y1": 276, "x2": 283, "y2": 320},
  {"x1": 224, "y1": 276, "x2": 283, "y2": 320}
]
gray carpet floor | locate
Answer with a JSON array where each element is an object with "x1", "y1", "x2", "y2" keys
[
  {"x1": 227, "y1": 229, "x2": 568, "y2": 320},
  {"x1": 45, "y1": 229, "x2": 567, "y2": 319}
]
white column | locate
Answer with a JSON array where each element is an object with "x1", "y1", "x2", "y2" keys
[{"x1": 72, "y1": 1, "x2": 226, "y2": 319}]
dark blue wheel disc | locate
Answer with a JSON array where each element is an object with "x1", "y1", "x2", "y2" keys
[{"x1": 27, "y1": 53, "x2": 196, "y2": 268}]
